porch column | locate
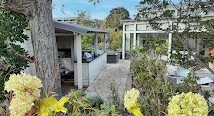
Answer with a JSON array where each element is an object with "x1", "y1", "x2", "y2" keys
[
  {"x1": 70, "y1": 37, "x2": 74, "y2": 71},
  {"x1": 167, "y1": 33, "x2": 172, "y2": 61},
  {"x1": 94, "y1": 33, "x2": 98, "y2": 56},
  {"x1": 133, "y1": 24, "x2": 137, "y2": 49},
  {"x1": 75, "y1": 33, "x2": 83, "y2": 89},
  {"x1": 74, "y1": 37, "x2": 77, "y2": 61},
  {"x1": 103, "y1": 34, "x2": 106, "y2": 51},
  {"x1": 137, "y1": 34, "x2": 140, "y2": 46},
  {"x1": 122, "y1": 24, "x2": 125, "y2": 59}
]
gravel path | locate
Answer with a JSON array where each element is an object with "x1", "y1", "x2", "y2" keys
[{"x1": 85, "y1": 60, "x2": 131, "y2": 102}]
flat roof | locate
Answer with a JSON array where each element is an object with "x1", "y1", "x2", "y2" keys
[{"x1": 54, "y1": 21, "x2": 108, "y2": 34}]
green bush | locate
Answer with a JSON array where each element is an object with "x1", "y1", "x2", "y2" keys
[
  {"x1": 0, "y1": 10, "x2": 31, "y2": 101},
  {"x1": 87, "y1": 95, "x2": 104, "y2": 109},
  {"x1": 130, "y1": 52, "x2": 202, "y2": 115}
]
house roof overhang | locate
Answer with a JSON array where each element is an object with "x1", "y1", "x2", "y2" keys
[{"x1": 54, "y1": 21, "x2": 108, "y2": 34}]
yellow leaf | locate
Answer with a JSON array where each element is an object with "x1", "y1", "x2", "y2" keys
[
  {"x1": 38, "y1": 97, "x2": 69, "y2": 115},
  {"x1": 53, "y1": 97, "x2": 69, "y2": 113}
]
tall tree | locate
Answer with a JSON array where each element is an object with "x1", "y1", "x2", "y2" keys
[
  {"x1": 137, "y1": 0, "x2": 214, "y2": 74},
  {"x1": 106, "y1": 7, "x2": 130, "y2": 30},
  {"x1": 1, "y1": 0, "x2": 61, "y2": 96}
]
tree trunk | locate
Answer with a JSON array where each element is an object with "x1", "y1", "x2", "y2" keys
[{"x1": 28, "y1": 0, "x2": 61, "y2": 97}]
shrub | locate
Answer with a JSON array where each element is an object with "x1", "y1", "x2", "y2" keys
[
  {"x1": 130, "y1": 52, "x2": 202, "y2": 115},
  {"x1": 87, "y1": 95, "x2": 104, "y2": 109},
  {"x1": 0, "y1": 10, "x2": 31, "y2": 101}
]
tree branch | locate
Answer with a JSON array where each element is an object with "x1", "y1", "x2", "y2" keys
[
  {"x1": 175, "y1": 34, "x2": 214, "y2": 75},
  {"x1": 1, "y1": 0, "x2": 33, "y2": 18}
]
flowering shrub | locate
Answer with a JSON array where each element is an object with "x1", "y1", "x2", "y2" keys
[
  {"x1": 4, "y1": 73, "x2": 69, "y2": 116},
  {"x1": 167, "y1": 92, "x2": 208, "y2": 116},
  {"x1": 4, "y1": 73, "x2": 43, "y2": 116},
  {"x1": 124, "y1": 88, "x2": 143, "y2": 116}
]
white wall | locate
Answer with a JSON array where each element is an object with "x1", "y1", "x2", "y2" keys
[
  {"x1": 74, "y1": 52, "x2": 107, "y2": 87},
  {"x1": 59, "y1": 58, "x2": 74, "y2": 71},
  {"x1": 17, "y1": 30, "x2": 36, "y2": 76},
  {"x1": 74, "y1": 63, "x2": 89, "y2": 87},
  {"x1": 88, "y1": 52, "x2": 107, "y2": 84}
]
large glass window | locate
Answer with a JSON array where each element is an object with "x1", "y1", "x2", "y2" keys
[
  {"x1": 137, "y1": 34, "x2": 146, "y2": 46},
  {"x1": 125, "y1": 33, "x2": 134, "y2": 52},
  {"x1": 125, "y1": 25, "x2": 134, "y2": 31},
  {"x1": 137, "y1": 24, "x2": 146, "y2": 31},
  {"x1": 136, "y1": 33, "x2": 168, "y2": 46}
]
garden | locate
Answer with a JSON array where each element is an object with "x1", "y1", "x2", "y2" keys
[{"x1": 1, "y1": 0, "x2": 214, "y2": 116}]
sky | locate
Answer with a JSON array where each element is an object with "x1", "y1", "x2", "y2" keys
[{"x1": 52, "y1": 0, "x2": 141, "y2": 20}]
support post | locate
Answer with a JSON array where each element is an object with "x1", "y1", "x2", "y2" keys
[
  {"x1": 94, "y1": 34, "x2": 98, "y2": 56},
  {"x1": 76, "y1": 34, "x2": 82, "y2": 89},
  {"x1": 133, "y1": 24, "x2": 137, "y2": 49},
  {"x1": 74, "y1": 36, "x2": 77, "y2": 61},
  {"x1": 70, "y1": 37, "x2": 74, "y2": 71},
  {"x1": 122, "y1": 24, "x2": 126, "y2": 59},
  {"x1": 168, "y1": 33, "x2": 172, "y2": 62},
  {"x1": 137, "y1": 33, "x2": 140, "y2": 46},
  {"x1": 103, "y1": 34, "x2": 106, "y2": 51}
]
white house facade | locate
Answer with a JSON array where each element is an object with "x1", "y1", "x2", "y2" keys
[{"x1": 122, "y1": 5, "x2": 214, "y2": 60}]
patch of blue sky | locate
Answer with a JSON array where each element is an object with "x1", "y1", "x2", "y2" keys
[{"x1": 52, "y1": 0, "x2": 141, "y2": 19}]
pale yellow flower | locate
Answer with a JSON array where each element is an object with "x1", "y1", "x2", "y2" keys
[
  {"x1": 4, "y1": 73, "x2": 43, "y2": 116},
  {"x1": 124, "y1": 88, "x2": 144, "y2": 116},
  {"x1": 167, "y1": 92, "x2": 208, "y2": 116},
  {"x1": 124, "y1": 88, "x2": 140, "y2": 109}
]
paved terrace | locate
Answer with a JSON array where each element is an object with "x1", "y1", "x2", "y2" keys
[{"x1": 85, "y1": 60, "x2": 131, "y2": 102}]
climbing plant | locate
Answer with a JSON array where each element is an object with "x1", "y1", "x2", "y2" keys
[{"x1": 0, "y1": 10, "x2": 31, "y2": 101}]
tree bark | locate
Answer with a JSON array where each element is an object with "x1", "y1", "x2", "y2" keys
[
  {"x1": 2, "y1": 0, "x2": 61, "y2": 97},
  {"x1": 29, "y1": 0, "x2": 61, "y2": 97}
]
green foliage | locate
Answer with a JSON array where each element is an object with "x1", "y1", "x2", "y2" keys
[
  {"x1": 65, "y1": 89, "x2": 95, "y2": 115},
  {"x1": 0, "y1": 10, "x2": 30, "y2": 101},
  {"x1": 106, "y1": 7, "x2": 130, "y2": 29},
  {"x1": 137, "y1": 0, "x2": 214, "y2": 72},
  {"x1": 98, "y1": 42, "x2": 103, "y2": 49},
  {"x1": 131, "y1": 36, "x2": 168, "y2": 58},
  {"x1": 108, "y1": 81, "x2": 125, "y2": 114},
  {"x1": 130, "y1": 39, "x2": 202, "y2": 115},
  {"x1": 75, "y1": 11, "x2": 104, "y2": 51},
  {"x1": 170, "y1": 32, "x2": 214, "y2": 69},
  {"x1": 87, "y1": 95, "x2": 104, "y2": 109},
  {"x1": 65, "y1": 89, "x2": 121, "y2": 116},
  {"x1": 81, "y1": 35, "x2": 94, "y2": 50},
  {"x1": 130, "y1": 53, "x2": 201, "y2": 115},
  {"x1": 75, "y1": 10, "x2": 102, "y2": 28},
  {"x1": 109, "y1": 31, "x2": 122, "y2": 51}
]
